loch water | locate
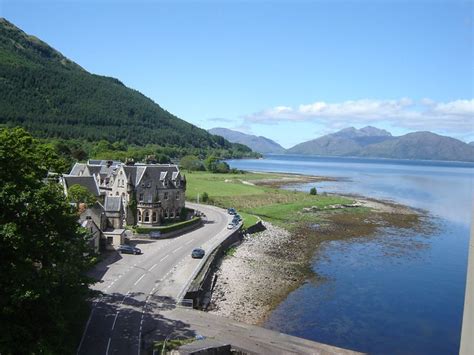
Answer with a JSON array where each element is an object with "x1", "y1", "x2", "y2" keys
[{"x1": 227, "y1": 155, "x2": 474, "y2": 355}]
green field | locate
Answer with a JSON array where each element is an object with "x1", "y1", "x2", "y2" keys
[{"x1": 185, "y1": 171, "x2": 352, "y2": 229}]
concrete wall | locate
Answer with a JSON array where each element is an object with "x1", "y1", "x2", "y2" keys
[{"x1": 184, "y1": 229, "x2": 243, "y2": 308}]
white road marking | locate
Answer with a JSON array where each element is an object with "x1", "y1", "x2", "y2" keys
[
  {"x1": 106, "y1": 337, "x2": 111, "y2": 355},
  {"x1": 111, "y1": 312, "x2": 119, "y2": 330},
  {"x1": 185, "y1": 239, "x2": 194, "y2": 245},
  {"x1": 76, "y1": 297, "x2": 101, "y2": 354},
  {"x1": 172, "y1": 246, "x2": 182, "y2": 253},
  {"x1": 148, "y1": 264, "x2": 157, "y2": 272},
  {"x1": 134, "y1": 274, "x2": 145, "y2": 286},
  {"x1": 160, "y1": 255, "x2": 169, "y2": 262}
]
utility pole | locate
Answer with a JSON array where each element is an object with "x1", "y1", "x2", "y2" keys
[
  {"x1": 197, "y1": 193, "x2": 200, "y2": 204},
  {"x1": 460, "y1": 208, "x2": 474, "y2": 354}
]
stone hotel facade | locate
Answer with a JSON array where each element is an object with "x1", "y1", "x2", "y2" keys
[{"x1": 65, "y1": 160, "x2": 186, "y2": 227}]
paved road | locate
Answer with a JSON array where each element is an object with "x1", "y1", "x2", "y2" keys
[{"x1": 77, "y1": 203, "x2": 236, "y2": 355}]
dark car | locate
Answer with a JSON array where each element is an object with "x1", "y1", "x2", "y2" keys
[
  {"x1": 227, "y1": 208, "x2": 236, "y2": 215},
  {"x1": 191, "y1": 248, "x2": 205, "y2": 259},
  {"x1": 118, "y1": 245, "x2": 142, "y2": 255},
  {"x1": 233, "y1": 214, "x2": 242, "y2": 222}
]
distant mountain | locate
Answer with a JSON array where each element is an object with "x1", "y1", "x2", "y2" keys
[
  {"x1": 208, "y1": 127, "x2": 286, "y2": 154},
  {"x1": 469, "y1": 142, "x2": 474, "y2": 146},
  {"x1": 0, "y1": 18, "x2": 253, "y2": 156},
  {"x1": 288, "y1": 126, "x2": 474, "y2": 162},
  {"x1": 288, "y1": 126, "x2": 394, "y2": 156}
]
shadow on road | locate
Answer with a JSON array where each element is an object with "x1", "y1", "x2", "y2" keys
[
  {"x1": 79, "y1": 291, "x2": 195, "y2": 354},
  {"x1": 86, "y1": 251, "x2": 123, "y2": 281}
]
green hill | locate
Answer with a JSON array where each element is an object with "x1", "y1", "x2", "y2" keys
[{"x1": 0, "y1": 18, "x2": 252, "y2": 156}]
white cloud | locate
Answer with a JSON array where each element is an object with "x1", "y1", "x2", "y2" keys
[{"x1": 244, "y1": 98, "x2": 474, "y2": 134}]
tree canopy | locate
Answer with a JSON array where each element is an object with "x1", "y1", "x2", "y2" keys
[
  {"x1": 0, "y1": 127, "x2": 93, "y2": 353},
  {"x1": 68, "y1": 184, "x2": 97, "y2": 206}
]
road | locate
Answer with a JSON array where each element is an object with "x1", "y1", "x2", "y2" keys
[{"x1": 77, "y1": 202, "x2": 236, "y2": 355}]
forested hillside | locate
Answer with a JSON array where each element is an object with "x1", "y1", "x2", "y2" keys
[{"x1": 0, "y1": 18, "x2": 254, "y2": 158}]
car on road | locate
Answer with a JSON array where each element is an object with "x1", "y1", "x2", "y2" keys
[
  {"x1": 227, "y1": 208, "x2": 236, "y2": 215},
  {"x1": 191, "y1": 248, "x2": 205, "y2": 259},
  {"x1": 117, "y1": 245, "x2": 142, "y2": 255}
]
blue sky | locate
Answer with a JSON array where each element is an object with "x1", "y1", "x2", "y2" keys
[{"x1": 2, "y1": 0, "x2": 473, "y2": 148}]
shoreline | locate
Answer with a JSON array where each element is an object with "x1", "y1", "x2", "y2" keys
[{"x1": 206, "y1": 174, "x2": 428, "y2": 326}]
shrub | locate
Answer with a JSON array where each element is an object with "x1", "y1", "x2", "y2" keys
[
  {"x1": 201, "y1": 192, "x2": 209, "y2": 202},
  {"x1": 309, "y1": 187, "x2": 317, "y2": 195}
]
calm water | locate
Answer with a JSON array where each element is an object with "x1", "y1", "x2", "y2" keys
[{"x1": 227, "y1": 155, "x2": 474, "y2": 355}]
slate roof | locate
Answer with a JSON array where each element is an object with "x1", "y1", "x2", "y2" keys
[
  {"x1": 104, "y1": 196, "x2": 123, "y2": 212},
  {"x1": 70, "y1": 163, "x2": 88, "y2": 176},
  {"x1": 79, "y1": 201, "x2": 105, "y2": 227},
  {"x1": 63, "y1": 175, "x2": 100, "y2": 196},
  {"x1": 135, "y1": 165, "x2": 182, "y2": 188},
  {"x1": 87, "y1": 160, "x2": 122, "y2": 167},
  {"x1": 85, "y1": 165, "x2": 102, "y2": 176}
]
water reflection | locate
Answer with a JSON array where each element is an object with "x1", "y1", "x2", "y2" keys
[{"x1": 227, "y1": 155, "x2": 473, "y2": 355}]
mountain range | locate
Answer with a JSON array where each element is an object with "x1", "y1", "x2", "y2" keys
[
  {"x1": 288, "y1": 126, "x2": 474, "y2": 162},
  {"x1": 0, "y1": 18, "x2": 252, "y2": 156},
  {"x1": 210, "y1": 126, "x2": 474, "y2": 162},
  {"x1": 208, "y1": 127, "x2": 285, "y2": 154}
]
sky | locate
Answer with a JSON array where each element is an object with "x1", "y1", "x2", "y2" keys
[{"x1": 1, "y1": 0, "x2": 473, "y2": 148}]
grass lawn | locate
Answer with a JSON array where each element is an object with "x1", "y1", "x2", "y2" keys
[{"x1": 185, "y1": 171, "x2": 353, "y2": 229}]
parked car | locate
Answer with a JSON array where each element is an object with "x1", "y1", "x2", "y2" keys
[
  {"x1": 233, "y1": 214, "x2": 242, "y2": 222},
  {"x1": 191, "y1": 248, "x2": 205, "y2": 259},
  {"x1": 227, "y1": 208, "x2": 236, "y2": 215},
  {"x1": 118, "y1": 245, "x2": 142, "y2": 255},
  {"x1": 227, "y1": 223, "x2": 236, "y2": 229}
]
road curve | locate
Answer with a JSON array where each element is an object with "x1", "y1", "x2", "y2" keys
[{"x1": 77, "y1": 203, "x2": 236, "y2": 355}]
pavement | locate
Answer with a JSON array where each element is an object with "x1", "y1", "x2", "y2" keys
[
  {"x1": 77, "y1": 203, "x2": 360, "y2": 355},
  {"x1": 77, "y1": 202, "x2": 236, "y2": 355}
]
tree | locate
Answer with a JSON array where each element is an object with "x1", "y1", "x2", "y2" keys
[
  {"x1": 201, "y1": 192, "x2": 209, "y2": 203},
  {"x1": 0, "y1": 127, "x2": 93, "y2": 353},
  {"x1": 180, "y1": 155, "x2": 203, "y2": 171},
  {"x1": 68, "y1": 184, "x2": 97, "y2": 207},
  {"x1": 204, "y1": 155, "x2": 219, "y2": 173},
  {"x1": 216, "y1": 162, "x2": 230, "y2": 173},
  {"x1": 309, "y1": 187, "x2": 318, "y2": 195}
]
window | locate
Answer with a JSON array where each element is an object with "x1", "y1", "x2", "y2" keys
[
  {"x1": 144, "y1": 210, "x2": 150, "y2": 222},
  {"x1": 176, "y1": 191, "x2": 180, "y2": 200},
  {"x1": 139, "y1": 193, "x2": 144, "y2": 202},
  {"x1": 165, "y1": 209, "x2": 169, "y2": 219},
  {"x1": 171, "y1": 210, "x2": 175, "y2": 218},
  {"x1": 164, "y1": 192, "x2": 168, "y2": 200},
  {"x1": 116, "y1": 191, "x2": 119, "y2": 196},
  {"x1": 152, "y1": 211, "x2": 157, "y2": 222},
  {"x1": 107, "y1": 236, "x2": 113, "y2": 245},
  {"x1": 138, "y1": 210, "x2": 142, "y2": 222}
]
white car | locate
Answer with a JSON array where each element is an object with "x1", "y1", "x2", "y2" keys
[{"x1": 227, "y1": 223, "x2": 236, "y2": 229}]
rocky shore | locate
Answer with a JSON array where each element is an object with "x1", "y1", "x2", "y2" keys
[
  {"x1": 207, "y1": 197, "x2": 425, "y2": 325},
  {"x1": 207, "y1": 222, "x2": 299, "y2": 325}
]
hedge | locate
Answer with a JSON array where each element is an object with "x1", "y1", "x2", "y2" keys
[{"x1": 135, "y1": 217, "x2": 202, "y2": 235}]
